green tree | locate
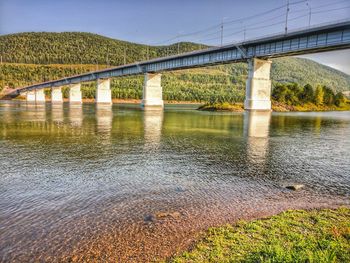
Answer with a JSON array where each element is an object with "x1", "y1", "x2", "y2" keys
[
  {"x1": 322, "y1": 86, "x2": 335, "y2": 105},
  {"x1": 299, "y1": 84, "x2": 314, "y2": 102},
  {"x1": 272, "y1": 84, "x2": 288, "y2": 103},
  {"x1": 334, "y1": 92, "x2": 346, "y2": 107},
  {"x1": 314, "y1": 85, "x2": 324, "y2": 105}
]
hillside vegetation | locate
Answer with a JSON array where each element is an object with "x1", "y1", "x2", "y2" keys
[
  {"x1": 1, "y1": 32, "x2": 350, "y2": 103},
  {"x1": 0, "y1": 32, "x2": 203, "y2": 65}
]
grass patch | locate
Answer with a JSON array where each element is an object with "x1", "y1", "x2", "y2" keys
[{"x1": 170, "y1": 207, "x2": 350, "y2": 263}]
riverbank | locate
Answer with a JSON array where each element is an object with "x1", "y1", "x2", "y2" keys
[
  {"x1": 170, "y1": 207, "x2": 350, "y2": 262},
  {"x1": 272, "y1": 101, "x2": 350, "y2": 112},
  {"x1": 198, "y1": 101, "x2": 350, "y2": 112},
  {"x1": 4, "y1": 97, "x2": 350, "y2": 112},
  {"x1": 8, "y1": 97, "x2": 201, "y2": 105}
]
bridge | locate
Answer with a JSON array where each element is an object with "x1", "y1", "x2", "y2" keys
[{"x1": 9, "y1": 20, "x2": 350, "y2": 110}]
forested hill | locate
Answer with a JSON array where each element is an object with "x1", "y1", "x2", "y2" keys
[
  {"x1": 271, "y1": 58, "x2": 350, "y2": 91},
  {"x1": 0, "y1": 32, "x2": 349, "y2": 93},
  {"x1": 0, "y1": 32, "x2": 203, "y2": 65}
]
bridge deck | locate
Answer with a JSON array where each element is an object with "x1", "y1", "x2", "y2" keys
[{"x1": 14, "y1": 20, "x2": 350, "y2": 95}]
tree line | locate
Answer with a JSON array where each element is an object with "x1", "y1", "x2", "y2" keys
[{"x1": 272, "y1": 83, "x2": 347, "y2": 107}]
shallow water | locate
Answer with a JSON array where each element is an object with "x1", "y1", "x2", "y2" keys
[{"x1": 0, "y1": 101, "x2": 349, "y2": 262}]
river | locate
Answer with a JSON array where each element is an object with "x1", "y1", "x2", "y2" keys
[{"x1": 0, "y1": 101, "x2": 349, "y2": 262}]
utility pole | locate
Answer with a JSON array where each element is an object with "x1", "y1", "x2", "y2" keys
[
  {"x1": 106, "y1": 46, "x2": 109, "y2": 67},
  {"x1": 285, "y1": 0, "x2": 290, "y2": 35},
  {"x1": 124, "y1": 47, "x2": 126, "y2": 65},
  {"x1": 147, "y1": 45, "x2": 149, "y2": 60},
  {"x1": 220, "y1": 20, "x2": 224, "y2": 46},
  {"x1": 306, "y1": 2, "x2": 311, "y2": 27},
  {"x1": 176, "y1": 31, "x2": 183, "y2": 54}
]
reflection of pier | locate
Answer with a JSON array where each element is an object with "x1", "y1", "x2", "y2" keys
[
  {"x1": 96, "y1": 104, "x2": 113, "y2": 133},
  {"x1": 1, "y1": 102, "x2": 13, "y2": 123},
  {"x1": 20, "y1": 102, "x2": 47, "y2": 122},
  {"x1": 69, "y1": 104, "x2": 83, "y2": 127},
  {"x1": 0, "y1": 102, "x2": 13, "y2": 137},
  {"x1": 244, "y1": 111, "x2": 271, "y2": 164},
  {"x1": 143, "y1": 109, "x2": 163, "y2": 149},
  {"x1": 51, "y1": 103, "x2": 64, "y2": 123}
]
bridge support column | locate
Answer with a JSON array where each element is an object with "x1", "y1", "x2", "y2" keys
[
  {"x1": 96, "y1": 79, "x2": 112, "y2": 104},
  {"x1": 25, "y1": 91, "x2": 36, "y2": 102},
  {"x1": 35, "y1": 89, "x2": 46, "y2": 103},
  {"x1": 69, "y1": 83, "x2": 82, "y2": 104},
  {"x1": 141, "y1": 73, "x2": 163, "y2": 108},
  {"x1": 51, "y1": 87, "x2": 63, "y2": 103},
  {"x1": 244, "y1": 58, "x2": 272, "y2": 111}
]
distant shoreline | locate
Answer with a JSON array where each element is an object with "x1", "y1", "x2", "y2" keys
[
  {"x1": 4, "y1": 98, "x2": 350, "y2": 111},
  {"x1": 8, "y1": 97, "x2": 202, "y2": 105},
  {"x1": 198, "y1": 102, "x2": 350, "y2": 112}
]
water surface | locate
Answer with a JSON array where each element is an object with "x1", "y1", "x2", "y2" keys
[{"x1": 0, "y1": 101, "x2": 349, "y2": 262}]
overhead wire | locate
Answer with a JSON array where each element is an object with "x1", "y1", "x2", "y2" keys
[
  {"x1": 150, "y1": 0, "x2": 349, "y2": 50},
  {"x1": 151, "y1": 0, "x2": 306, "y2": 45}
]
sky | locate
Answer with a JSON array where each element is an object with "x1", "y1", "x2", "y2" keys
[{"x1": 0, "y1": 0, "x2": 349, "y2": 73}]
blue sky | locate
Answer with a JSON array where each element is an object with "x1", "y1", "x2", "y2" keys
[{"x1": 0, "y1": 0, "x2": 349, "y2": 73}]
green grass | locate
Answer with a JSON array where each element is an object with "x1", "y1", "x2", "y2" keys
[{"x1": 170, "y1": 207, "x2": 350, "y2": 263}]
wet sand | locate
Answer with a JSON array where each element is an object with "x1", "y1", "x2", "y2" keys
[{"x1": 3, "y1": 190, "x2": 348, "y2": 262}]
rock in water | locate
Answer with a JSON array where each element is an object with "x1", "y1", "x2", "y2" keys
[{"x1": 286, "y1": 184, "x2": 305, "y2": 190}]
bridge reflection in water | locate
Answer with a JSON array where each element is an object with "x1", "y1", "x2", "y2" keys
[
  {"x1": 244, "y1": 111, "x2": 271, "y2": 164},
  {"x1": 143, "y1": 109, "x2": 163, "y2": 149},
  {"x1": 96, "y1": 104, "x2": 113, "y2": 134},
  {"x1": 51, "y1": 103, "x2": 64, "y2": 123},
  {"x1": 69, "y1": 104, "x2": 83, "y2": 127},
  {"x1": 20, "y1": 103, "x2": 46, "y2": 122}
]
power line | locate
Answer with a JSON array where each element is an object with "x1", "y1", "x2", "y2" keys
[
  {"x1": 292, "y1": 0, "x2": 349, "y2": 13},
  {"x1": 220, "y1": 0, "x2": 306, "y2": 26},
  {"x1": 150, "y1": 0, "x2": 307, "y2": 46},
  {"x1": 150, "y1": 1, "x2": 349, "y2": 55},
  {"x1": 223, "y1": 13, "x2": 286, "y2": 33},
  {"x1": 312, "y1": 5, "x2": 350, "y2": 15}
]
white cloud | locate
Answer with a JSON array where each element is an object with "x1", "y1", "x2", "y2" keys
[{"x1": 298, "y1": 49, "x2": 350, "y2": 75}]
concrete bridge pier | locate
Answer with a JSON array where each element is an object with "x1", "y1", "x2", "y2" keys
[
  {"x1": 141, "y1": 73, "x2": 164, "y2": 109},
  {"x1": 96, "y1": 79, "x2": 112, "y2": 104},
  {"x1": 69, "y1": 83, "x2": 82, "y2": 104},
  {"x1": 244, "y1": 58, "x2": 272, "y2": 111},
  {"x1": 25, "y1": 91, "x2": 36, "y2": 102},
  {"x1": 35, "y1": 89, "x2": 46, "y2": 103},
  {"x1": 51, "y1": 87, "x2": 63, "y2": 103}
]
